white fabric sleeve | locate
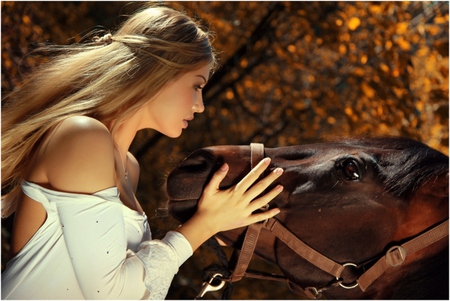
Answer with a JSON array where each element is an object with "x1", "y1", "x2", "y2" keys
[
  {"x1": 162, "y1": 231, "x2": 193, "y2": 266},
  {"x1": 56, "y1": 193, "x2": 192, "y2": 300}
]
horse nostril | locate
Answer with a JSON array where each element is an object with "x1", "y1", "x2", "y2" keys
[
  {"x1": 178, "y1": 158, "x2": 209, "y2": 173},
  {"x1": 176, "y1": 149, "x2": 217, "y2": 175},
  {"x1": 167, "y1": 149, "x2": 217, "y2": 201}
]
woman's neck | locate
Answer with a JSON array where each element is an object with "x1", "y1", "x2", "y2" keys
[{"x1": 109, "y1": 119, "x2": 139, "y2": 160}]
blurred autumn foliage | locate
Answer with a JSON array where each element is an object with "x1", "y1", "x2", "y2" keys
[{"x1": 1, "y1": 1, "x2": 448, "y2": 299}]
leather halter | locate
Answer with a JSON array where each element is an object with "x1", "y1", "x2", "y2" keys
[{"x1": 216, "y1": 143, "x2": 449, "y2": 299}]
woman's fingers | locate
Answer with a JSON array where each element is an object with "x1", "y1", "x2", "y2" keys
[
  {"x1": 234, "y1": 157, "x2": 273, "y2": 193},
  {"x1": 248, "y1": 184, "x2": 284, "y2": 212},
  {"x1": 247, "y1": 208, "x2": 281, "y2": 225},
  {"x1": 205, "y1": 157, "x2": 284, "y2": 201},
  {"x1": 204, "y1": 157, "x2": 279, "y2": 196},
  {"x1": 243, "y1": 167, "x2": 284, "y2": 201},
  {"x1": 203, "y1": 163, "x2": 229, "y2": 193}
]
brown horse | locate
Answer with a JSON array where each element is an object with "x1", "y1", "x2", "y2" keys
[{"x1": 166, "y1": 137, "x2": 449, "y2": 299}]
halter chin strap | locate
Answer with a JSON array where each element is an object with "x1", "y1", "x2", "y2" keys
[{"x1": 203, "y1": 143, "x2": 449, "y2": 299}]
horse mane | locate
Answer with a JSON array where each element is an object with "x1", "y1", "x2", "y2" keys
[{"x1": 338, "y1": 136, "x2": 449, "y2": 198}]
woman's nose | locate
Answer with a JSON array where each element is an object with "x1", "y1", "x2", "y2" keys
[{"x1": 193, "y1": 96, "x2": 205, "y2": 113}]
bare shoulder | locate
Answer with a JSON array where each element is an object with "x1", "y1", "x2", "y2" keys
[{"x1": 41, "y1": 116, "x2": 116, "y2": 193}]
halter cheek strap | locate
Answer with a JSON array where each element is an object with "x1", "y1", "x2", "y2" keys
[
  {"x1": 250, "y1": 143, "x2": 265, "y2": 172},
  {"x1": 230, "y1": 143, "x2": 266, "y2": 282},
  {"x1": 227, "y1": 143, "x2": 321, "y2": 299}
]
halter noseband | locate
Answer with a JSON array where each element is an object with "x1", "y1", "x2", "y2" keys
[{"x1": 197, "y1": 143, "x2": 449, "y2": 299}]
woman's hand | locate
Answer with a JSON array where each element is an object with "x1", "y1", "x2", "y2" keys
[
  {"x1": 197, "y1": 157, "x2": 283, "y2": 232},
  {"x1": 176, "y1": 158, "x2": 283, "y2": 251}
]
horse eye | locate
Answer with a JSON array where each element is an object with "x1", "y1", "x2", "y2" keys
[{"x1": 340, "y1": 159, "x2": 361, "y2": 181}]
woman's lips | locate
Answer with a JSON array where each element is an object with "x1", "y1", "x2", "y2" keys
[{"x1": 183, "y1": 117, "x2": 193, "y2": 128}]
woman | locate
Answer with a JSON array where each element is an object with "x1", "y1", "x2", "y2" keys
[{"x1": 1, "y1": 4, "x2": 283, "y2": 299}]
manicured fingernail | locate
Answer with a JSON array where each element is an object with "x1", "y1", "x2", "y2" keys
[
  {"x1": 274, "y1": 208, "x2": 281, "y2": 215},
  {"x1": 263, "y1": 158, "x2": 271, "y2": 164},
  {"x1": 276, "y1": 185, "x2": 284, "y2": 192},
  {"x1": 220, "y1": 163, "x2": 229, "y2": 171},
  {"x1": 274, "y1": 168, "x2": 283, "y2": 175}
]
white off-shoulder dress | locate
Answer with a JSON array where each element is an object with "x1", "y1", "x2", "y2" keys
[{"x1": 1, "y1": 181, "x2": 192, "y2": 300}]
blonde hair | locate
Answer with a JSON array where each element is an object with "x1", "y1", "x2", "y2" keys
[{"x1": 1, "y1": 4, "x2": 218, "y2": 217}]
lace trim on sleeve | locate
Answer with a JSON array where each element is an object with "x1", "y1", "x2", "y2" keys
[{"x1": 136, "y1": 240, "x2": 179, "y2": 300}]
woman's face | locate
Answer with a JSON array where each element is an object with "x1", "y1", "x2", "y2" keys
[{"x1": 138, "y1": 64, "x2": 211, "y2": 138}]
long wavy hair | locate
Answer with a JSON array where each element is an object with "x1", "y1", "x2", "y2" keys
[{"x1": 1, "y1": 4, "x2": 218, "y2": 217}]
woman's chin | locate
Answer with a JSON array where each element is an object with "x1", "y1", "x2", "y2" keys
[{"x1": 162, "y1": 129, "x2": 183, "y2": 139}]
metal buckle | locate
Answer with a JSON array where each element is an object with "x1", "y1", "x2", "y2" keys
[{"x1": 385, "y1": 246, "x2": 407, "y2": 267}]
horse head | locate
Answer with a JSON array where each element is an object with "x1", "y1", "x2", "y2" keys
[{"x1": 166, "y1": 137, "x2": 448, "y2": 299}]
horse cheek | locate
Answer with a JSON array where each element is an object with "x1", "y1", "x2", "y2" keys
[
  {"x1": 394, "y1": 172, "x2": 449, "y2": 242},
  {"x1": 274, "y1": 239, "x2": 332, "y2": 288}
]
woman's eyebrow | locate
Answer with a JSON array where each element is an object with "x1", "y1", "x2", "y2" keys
[{"x1": 196, "y1": 75, "x2": 207, "y2": 84}]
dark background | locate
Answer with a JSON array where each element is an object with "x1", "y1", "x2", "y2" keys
[{"x1": 2, "y1": 2, "x2": 448, "y2": 299}]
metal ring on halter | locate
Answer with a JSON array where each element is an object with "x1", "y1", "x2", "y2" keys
[{"x1": 336, "y1": 262, "x2": 359, "y2": 289}]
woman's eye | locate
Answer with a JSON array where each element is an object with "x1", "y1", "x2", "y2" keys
[
  {"x1": 338, "y1": 159, "x2": 361, "y2": 181},
  {"x1": 194, "y1": 85, "x2": 203, "y2": 92}
]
